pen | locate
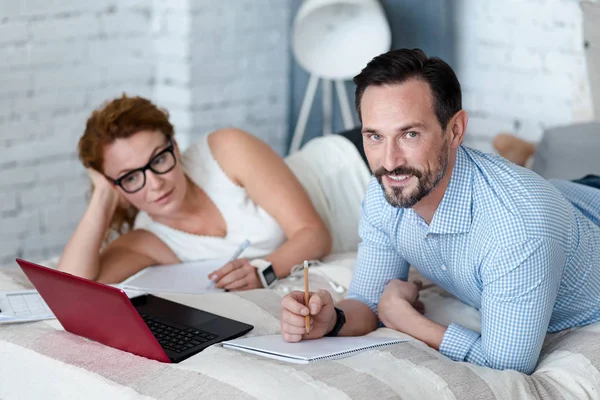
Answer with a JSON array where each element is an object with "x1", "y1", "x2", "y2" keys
[
  {"x1": 304, "y1": 260, "x2": 310, "y2": 334},
  {"x1": 208, "y1": 239, "x2": 251, "y2": 289},
  {"x1": 228, "y1": 239, "x2": 251, "y2": 262}
]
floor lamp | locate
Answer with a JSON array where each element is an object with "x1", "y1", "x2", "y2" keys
[{"x1": 289, "y1": 0, "x2": 391, "y2": 154}]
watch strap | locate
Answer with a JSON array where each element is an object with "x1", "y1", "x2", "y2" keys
[{"x1": 325, "y1": 307, "x2": 346, "y2": 337}]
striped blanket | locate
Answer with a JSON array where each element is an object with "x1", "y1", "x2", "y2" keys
[{"x1": 1, "y1": 258, "x2": 599, "y2": 400}]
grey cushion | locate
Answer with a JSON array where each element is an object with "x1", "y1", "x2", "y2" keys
[{"x1": 531, "y1": 121, "x2": 600, "y2": 180}]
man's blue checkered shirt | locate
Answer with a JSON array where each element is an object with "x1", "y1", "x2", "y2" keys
[{"x1": 346, "y1": 145, "x2": 600, "y2": 374}]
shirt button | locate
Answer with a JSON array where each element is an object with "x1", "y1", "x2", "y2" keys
[{"x1": 441, "y1": 265, "x2": 447, "y2": 271}]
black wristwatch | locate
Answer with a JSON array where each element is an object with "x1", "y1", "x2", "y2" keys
[{"x1": 325, "y1": 307, "x2": 346, "y2": 337}]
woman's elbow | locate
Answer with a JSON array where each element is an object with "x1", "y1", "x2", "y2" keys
[{"x1": 314, "y1": 224, "x2": 333, "y2": 258}]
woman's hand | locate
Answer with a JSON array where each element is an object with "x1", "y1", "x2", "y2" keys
[
  {"x1": 208, "y1": 259, "x2": 262, "y2": 291},
  {"x1": 87, "y1": 168, "x2": 130, "y2": 210}
]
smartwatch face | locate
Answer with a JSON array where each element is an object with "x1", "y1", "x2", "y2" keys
[{"x1": 262, "y1": 265, "x2": 277, "y2": 286}]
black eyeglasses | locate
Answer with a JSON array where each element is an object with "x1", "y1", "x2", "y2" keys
[{"x1": 109, "y1": 138, "x2": 177, "y2": 194}]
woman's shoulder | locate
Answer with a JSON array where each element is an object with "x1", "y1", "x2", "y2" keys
[{"x1": 182, "y1": 129, "x2": 252, "y2": 190}]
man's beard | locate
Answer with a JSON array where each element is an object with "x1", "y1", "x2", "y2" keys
[{"x1": 374, "y1": 149, "x2": 449, "y2": 208}]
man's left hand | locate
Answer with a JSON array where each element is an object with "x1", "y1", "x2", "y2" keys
[
  {"x1": 208, "y1": 259, "x2": 262, "y2": 291},
  {"x1": 378, "y1": 279, "x2": 425, "y2": 330}
]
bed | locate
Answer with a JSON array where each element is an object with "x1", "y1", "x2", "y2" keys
[{"x1": 1, "y1": 253, "x2": 600, "y2": 399}]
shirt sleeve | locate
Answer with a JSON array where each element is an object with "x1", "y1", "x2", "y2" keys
[
  {"x1": 439, "y1": 237, "x2": 566, "y2": 374},
  {"x1": 346, "y1": 181, "x2": 410, "y2": 314}
]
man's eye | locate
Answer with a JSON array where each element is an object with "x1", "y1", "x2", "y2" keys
[
  {"x1": 405, "y1": 131, "x2": 418, "y2": 139},
  {"x1": 369, "y1": 134, "x2": 382, "y2": 141}
]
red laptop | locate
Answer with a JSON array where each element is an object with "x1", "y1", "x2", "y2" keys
[{"x1": 16, "y1": 259, "x2": 253, "y2": 363}]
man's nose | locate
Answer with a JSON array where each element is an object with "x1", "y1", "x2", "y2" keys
[{"x1": 383, "y1": 142, "x2": 406, "y2": 172}]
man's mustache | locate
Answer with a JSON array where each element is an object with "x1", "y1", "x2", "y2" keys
[{"x1": 373, "y1": 166, "x2": 423, "y2": 180}]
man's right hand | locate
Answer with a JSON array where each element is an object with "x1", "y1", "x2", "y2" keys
[{"x1": 280, "y1": 290, "x2": 336, "y2": 342}]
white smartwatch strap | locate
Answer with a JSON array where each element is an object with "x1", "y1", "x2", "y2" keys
[{"x1": 249, "y1": 259, "x2": 277, "y2": 288}]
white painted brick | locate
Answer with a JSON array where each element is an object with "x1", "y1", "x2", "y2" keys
[
  {"x1": 506, "y1": 47, "x2": 544, "y2": 71},
  {"x1": 463, "y1": 133, "x2": 496, "y2": 153},
  {"x1": 543, "y1": 50, "x2": 586, "y2": 73},
  {"x1": 0, "y1": 238, "x2": 21, "y2": 264},
  {"x1": 19, "y1": 245, "x2": 64, "y2": 263},
  {"x1": 41, "y1": 200, "x2": 86, "y2": 233},
  {"x1": 0, "y1": 165, "x2": 38, "y2": 187},
  {"x1": 0, "y1": 21, "x2": 29, "y2": 44},
  {"x1": 37, "y1": 158, "x2": 85, "y2": 183},
  {"x1": 33, "y1": 65, "x2": 106, "y2": 91},
  {"x1": 153, "y1": 0, "x2": 190, "y2": 13},
  {"x1": 466, "y1": 115, "x2": 515, "y2": 139},
  {"x1": 28, "y1": 41, "x2": 88, "y2": 67},
  {"x1": 163, "y1": 11, "x2": 191, "y2": 38},
  {"x1": 0, "y1": 211, "x2": 39, "y2": 238},
  {"x1": 30, "y1": 15, "x2": 100, "y2": 42},
  {"x1": 103, "y1": 62, "x2": 154, "y2": 83},
  {"x1": 18, "y1": 184, "x2": 63, "y2": 209},
  {"x1": 0, "y1": 98, "x2": 15, "y2": 120},
  {"x1": 0, "y1": 0, "x2": 116, "y2": 18},
  {"x1": 21, "y1": 232, "x2": 69, "y2": 253},
  {"x1": 0, "y1": 70, "x2": 33, "y2": 97},
  {"x1": 87, "y1": 37, "x2": 154, "y2": 65},
  {"x1": 2, "y1": 138, "x2": 75, "y2": 164},
  {"x1": 50, "y1": 111, "x2": 91, "y2": 142},
  {"x1": 116, "y1": 0, "x2": 151, "y2": 8},
  {"x1": 0, "y1": 191, "x2": 18, "y2": 213},
  {"x1": 513, "y1": 119, "x2": 545, "y2": 142},
  {"x1": 13, "y1": 90, "x2": 88, "y2": 114},
  {"x1": 153, "y1": 84, "x2": 191, "y2": 108},
  {"x1": 99, "y1": 10, "x2": 151, "y2": 36},
  {"x1": 0, "y1": 118, "x2": 48, "y2": 144},
  {"x1": 163, "y1": 106, "x2": 192, "y2": 131},
  {"x1": 154, "y1": 37, "x2": 190, "y2": 59},
  {"x1": 86, "y1": 84, "x2": 154, "y2": 111},
  {"x1": 0, "y1": 44, "x2": 30, "y2": 70},
  {"x1": 156, "y1": 60, "x2": 191, "y2": 86}
]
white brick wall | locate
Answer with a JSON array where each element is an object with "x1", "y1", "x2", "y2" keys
[
  {"x1": 455, "y1": 0, "x2": 596, "y2": 153},
  {"x1": 0, "y1": 0, "x2": 291, "y2": 266}
]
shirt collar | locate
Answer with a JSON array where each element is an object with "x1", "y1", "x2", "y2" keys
[{"x1": 428, "y1": 146, "x2": 473, "y2": 234}]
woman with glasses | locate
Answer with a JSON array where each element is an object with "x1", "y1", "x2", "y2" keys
[{"x1": 57, "y1": 95, "x2": 332, "y2": 290}]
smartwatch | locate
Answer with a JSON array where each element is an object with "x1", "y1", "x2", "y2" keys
[
  {"x1": 249, "y1": 259, "x2": 278, "y2": 288},
  {"x1": 325, "y1": 307, "x2": 346, "y2": 337}
]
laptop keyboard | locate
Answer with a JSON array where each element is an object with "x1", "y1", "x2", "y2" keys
[{"x1": 141, "y1": 314, "x2": 218, "y2": 354}]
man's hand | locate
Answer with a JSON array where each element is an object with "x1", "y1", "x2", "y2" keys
[
  {"x1": 280, "y1": 290, "x2": 336, "y2": 342},
  {"x1": 208, "y1": 259, "x2": 262, "y2": 291},
  {"x1": 378, "y1": 279, "x2": 425, "y2": 329}
]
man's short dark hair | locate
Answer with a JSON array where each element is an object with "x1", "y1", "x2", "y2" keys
[{"x1": 353, "y1": 48, "x2": 462, "y2": 130}]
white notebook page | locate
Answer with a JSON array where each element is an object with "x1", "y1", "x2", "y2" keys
[
  {"x1": 222, "y1": 335, "x2": 409, "y2": 363},
  {"x1": 121, "y1": 258, "x2": 229, "y2": 294}
]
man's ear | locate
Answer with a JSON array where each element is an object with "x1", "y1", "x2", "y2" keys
[{"x1": 448, "y1": 110, "x2": 468, "y2": 148}]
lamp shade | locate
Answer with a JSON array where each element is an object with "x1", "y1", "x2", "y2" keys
[{"x1": 292, "y1": 0, "x2": 391, "y2": 80}]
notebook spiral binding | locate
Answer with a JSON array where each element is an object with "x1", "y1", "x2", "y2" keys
[{"x1": 312, "y1": 340, "x2": 402, "y2": 361}]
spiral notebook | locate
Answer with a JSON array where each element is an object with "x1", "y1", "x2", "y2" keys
[{"x1": 222, "y1": 335, "x2": 409, "y2": 364}]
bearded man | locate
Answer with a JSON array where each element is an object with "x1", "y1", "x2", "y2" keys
[{"x1": 279, "y1": 48, "x2": 600, "y2": 375}]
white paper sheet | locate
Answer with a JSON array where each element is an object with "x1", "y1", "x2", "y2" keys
[
  {"x1": 222, "y1": 335, "x2": 410, "y2": 364},
  {"x1": 0, "y1": 286, "x2": 146, "y2": 324},
  {"x1": 120, "y1": 258, "x2": 229, "y2": 294}
]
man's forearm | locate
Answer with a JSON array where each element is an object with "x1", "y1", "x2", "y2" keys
[
  {"x1": 384, "y1": 300, "x2": 446, "y2": 350},
  {"x1": 335, "y1": 299, "x2": 379, "y2": 336}
]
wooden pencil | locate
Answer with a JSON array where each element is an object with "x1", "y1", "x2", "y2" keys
[{"x1": 303, "y1": 260, "x2": 310, "y2": 334}]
